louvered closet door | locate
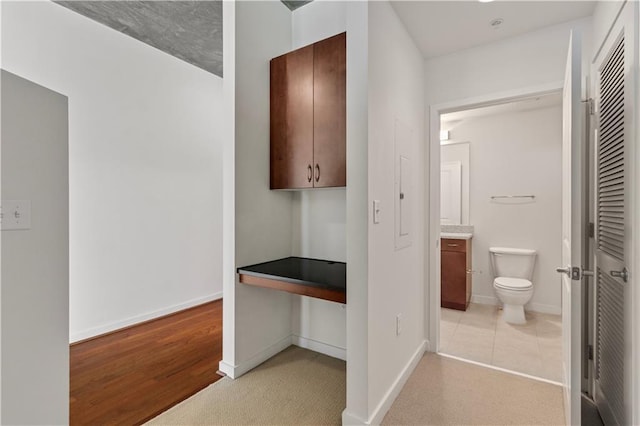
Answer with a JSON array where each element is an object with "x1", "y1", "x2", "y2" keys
[{"x1": 593, "y1": 4, "x2": 634, "y2": 424}]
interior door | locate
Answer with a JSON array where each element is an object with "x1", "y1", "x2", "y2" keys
[
  {"x1": 592, "y1": 3, "x2": 634, "y2": 424},
  {"x1": 559, "y1": 30, "x2": 586, "y2": 426}
]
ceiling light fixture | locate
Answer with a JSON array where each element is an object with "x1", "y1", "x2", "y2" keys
[{"x1": 478, "y1": 0, "x2": 495, "y2": 3}]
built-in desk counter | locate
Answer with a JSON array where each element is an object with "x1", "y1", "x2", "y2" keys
[{"x1": 237, "y1": 257, "x2": 346, "y2": 304}]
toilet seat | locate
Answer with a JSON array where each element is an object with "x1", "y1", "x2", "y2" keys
[{"x1": 494, "y1": 277, "x2": 533, "y2": 291}]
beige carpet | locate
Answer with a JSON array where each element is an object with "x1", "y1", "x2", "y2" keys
[
  {"x1": 148, "y1": 348, "x2": 564, "y2": 426},
  {"x1": 146, "y1": 346, "x2": 346, "y2": 425},
  {"x1": 382, "y1": 353, "x2": 565, "y2": 425}
]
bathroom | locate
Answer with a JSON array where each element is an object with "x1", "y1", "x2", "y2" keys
[{"x1": 438, "y1": 92, "x2": 564, "y2": 382}]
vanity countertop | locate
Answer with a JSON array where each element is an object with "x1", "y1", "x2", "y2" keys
[{"x1": 441, "y1": 232, "x2": 473, "y2": 240}]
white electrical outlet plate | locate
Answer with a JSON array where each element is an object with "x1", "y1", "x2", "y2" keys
[{"x1": 1, "y1": 200, "x2": 32, "y2": 230}]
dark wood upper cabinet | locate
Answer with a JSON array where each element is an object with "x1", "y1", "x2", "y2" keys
[
  {"x1": 270, "y1": 32, "x2": 346, "y2": 190},
  {"x1": 313, "y1": 32, "x2": 346, "y2": 188},
  {"x1": 270, "y1": 45, "x2": 314, "y2": 189}
]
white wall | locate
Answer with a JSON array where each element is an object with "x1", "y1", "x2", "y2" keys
[
  {"x1": 219, "y1": 0, "x2": 294, "y2": 378},
  {"x1": 2, "y1": 70, "x2": 69, "y2": 425},
  {"x1": 366, "y1": 1, "x2": 425, "y2": 423},
  {"x1": 591, "y1": 1, "x2": 625, "y2": 63},
  {"x1": 424, "y1": 18, "x2": 593, "y2": 107},
  {"x1": 290, "y1": 190, "x2": 347, "y2": 358},
  {"x1": 2, "y1": 1, "x2": 225, "y2": 341},
  {"x1": 224, "y1": 3, "x2": 424, "y2": 424},
  {"x1": 447, "y1": 105, "x2": 563, "y2": 314},
  {"x1": 290, "y1": 4, "x2": 427, "y2": 423},
  {"x1": 343, "y1": 1, "x2": 370, "y2": 422},
  {"x1": 426, "y1": 18, "x2": 593, "y2": 346},
  {"x1": 290, "y1": 0, "x2": 348, "y2": 361}
]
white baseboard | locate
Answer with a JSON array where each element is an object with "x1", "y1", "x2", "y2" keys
[
  {"x1": 292, "y1": 335, "x2": 346, "y2": 361},
  {"x1": 470, "y1": 294, "x2": 498, "y2": 305},
  {"x1": 424, "y1": 338, "x2": 433, "y2": 353},
  {"x1": 218, "y1": 335, "x2": 292, "y2": 379},
  {"x1": 527, "y1": 302, "x2": 561, "y2": 315},
  {"x1": 368, "y1": 340, "x2": 427, "y2": 425},
  {"x1": 70, "y1": 292, "x2": 223, "y2": 343},
  {"x1": 471, "y1": 294, "x2": 561, "y2": 315},
  {"x1": 342, "y1": 410, "x2": 368, "y2": 426}
]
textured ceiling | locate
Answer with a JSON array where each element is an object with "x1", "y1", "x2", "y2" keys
[
  {"x1": 55, "y1": 1, "x2": 223, "y2": 77},
  {"x1": 281, "y1": 1, "x2": 314, "y2": 11}
]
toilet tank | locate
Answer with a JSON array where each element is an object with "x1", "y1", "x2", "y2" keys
[{"x1": 489, "y1": 247, "x2": 537, "y2": 280}]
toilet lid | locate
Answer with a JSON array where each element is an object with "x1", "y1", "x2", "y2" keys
[{"x1": 494, "y1": 277, "x2": 532, "y2": 290}]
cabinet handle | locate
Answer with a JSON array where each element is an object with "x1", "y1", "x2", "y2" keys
[
  {"x1": 447, "y1": 244, "x2": 459, "y2": 247},
  {"x1": 307, "y1": 165, "x2": 313, "y2": 182},
  {"x1": 315, "y1": 164, "x2": 320, "y2": 182}
]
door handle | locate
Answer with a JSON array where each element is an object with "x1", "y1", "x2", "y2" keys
[
  {"x1": 556, "y1": 266, "x2": 593, "y2": 280},
  {"x1": 315, "y1": 164, "x2": 320, "y2": 183},
  {"x1": 307, "y1": 165, "x2": 312, "y2": 182},
  {"x1": 610, "y1": 268, "x2": 628, "y2": 283}
]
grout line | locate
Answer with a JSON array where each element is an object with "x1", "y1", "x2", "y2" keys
[
  {"x1": 437, "y1": 352, "x2": 564, "y2": 387},
  {"x1": 447, "y1": 303, "x2": 561, "y2": 384}
]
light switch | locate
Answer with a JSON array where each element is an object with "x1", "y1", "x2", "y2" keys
[
  {"x1": 1, "y1": 200, "x2": 32, "y2": 230},
  {"x1": 373, "y1": 200, "x2": 381, "y2": 224}
]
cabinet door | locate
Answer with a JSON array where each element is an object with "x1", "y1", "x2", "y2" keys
[
  {"x1": 441, "y1": 250, "x2": 467, "y2": 310},
  {"x1": 270, "y1": 45, "x2": 314, "y2": 189},
  {"x1": 313, "y1": 32, "x2": 346, "y2": 188}
]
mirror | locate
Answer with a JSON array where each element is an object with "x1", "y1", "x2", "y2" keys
[{"x1": 440, "y1": 141, "x2": 469, "y2": 225}]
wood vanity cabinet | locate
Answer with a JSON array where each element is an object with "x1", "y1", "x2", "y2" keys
[
  {"x1": 270, "y1": 32, "x2": 346, "y2": 190},
  {"x1": 441, "y1": 238, "x2": 472, "y2": 311}
]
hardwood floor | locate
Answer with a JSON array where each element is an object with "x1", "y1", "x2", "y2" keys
[{"x1": 70, "y1": 300, "x2": 223, "y2": 425}]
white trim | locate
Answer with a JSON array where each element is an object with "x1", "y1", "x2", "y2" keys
[
  {"x1": 0, "y1": 7, "x2": 3, "y2": 415},
  {"x1": 367, "y1": 341, "x2": 426, "y2": 426},
  {"x1": 528, "y1": 302, "x2": 562, "y2": 316},
  {"x1": 427, "y1": 82, "x2": 565, "y2": 355},
  {"x1": 217, "y1": 360, "x2": 236, "y2": 378},
  {"x1": 221, "y1": 0, "x2": 236, "y2": 372},
  {"x1": 342, "y1": 410, "x2": 367, "y2": 426},
  {"x1": 69, "y1": 292, "x2": 223, "y2": 343},
  {"x1": 438, "y1": 352, "x2": 563, "y2": 387},
  {"x1": 219, "y1": 335, "x2": 292, "y2": 379},
  {"x1": 439, "y1": 139, "x2": 470, "y2": 147},
  {"x1": 470, "y1": 294, "x2": 561, "y2": 315},
  {"x1": 470, "y1": 294, "x2": 499, "y2": 306},
  {"x1": 435, "y1": 81, "x2": 564, "y2": 115},
  {"x1": 291, "y1": 335, "x2": 346, "y2": 361},
  {"x1": 633, "y1": 2, "x2": 640, "y2": 423},
  {"x1": 424, "y1": 338, "x2": 433, "y2": 352}
]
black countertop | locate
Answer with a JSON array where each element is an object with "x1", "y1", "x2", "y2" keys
[{"x1": 237, "y1": 257, "x2": 346, "y2": 292}]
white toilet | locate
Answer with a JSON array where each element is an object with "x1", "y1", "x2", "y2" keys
[{"x1": 489, "y1": 247, "x2": 537, "y2": 325}]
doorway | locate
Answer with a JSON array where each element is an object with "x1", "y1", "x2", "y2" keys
[{"x1": 430, "y1": 88, "x2": 567, "y2": 384}]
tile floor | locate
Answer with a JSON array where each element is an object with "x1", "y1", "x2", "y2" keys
[{"x1": 440, "y1": 303, "x2": 563, "y2": 382}]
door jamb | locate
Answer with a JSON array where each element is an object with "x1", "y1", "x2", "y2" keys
[{"x1": 426, "y1": 81, "x2": 564, "y2": 353}]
